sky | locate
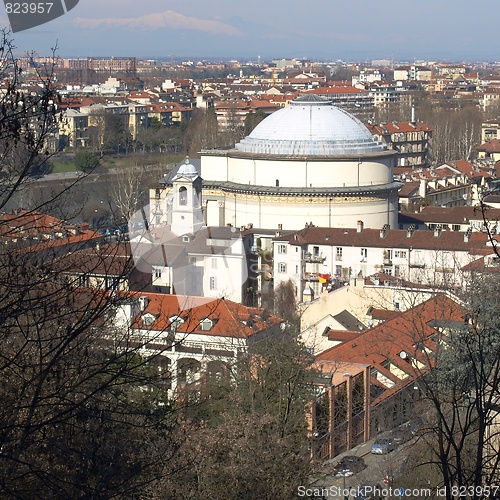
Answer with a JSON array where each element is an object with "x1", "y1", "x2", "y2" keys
[{"x1": 2, "y1": 0, "x2": 499, "y2": 63}]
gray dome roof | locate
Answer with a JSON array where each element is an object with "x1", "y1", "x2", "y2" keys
[
  {"x1": 235, "y1": 95, "x2": 386, "y2": 156},
  {"x1": 173, "y1": 157, "x2": 199, "y2": 180}
]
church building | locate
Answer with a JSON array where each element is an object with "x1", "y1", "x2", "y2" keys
[{"x1": 151, "y1": 95, "x2": 402, "y2": 232}]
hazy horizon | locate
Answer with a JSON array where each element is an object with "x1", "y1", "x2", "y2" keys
[{"x1": 2, "y1": 0, "x2": 499, "y2": 64}]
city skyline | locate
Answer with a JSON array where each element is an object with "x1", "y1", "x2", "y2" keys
[{"x1": 1, "y1": 0, "x2": 499, "y2": 63}]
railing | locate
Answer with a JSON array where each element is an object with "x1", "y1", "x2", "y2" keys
[
  {"x1": 304, "y1": 272, "x2": 319, "y2": 282},
  {"x1": 312, "y1": 432, "x2": 331, "y2": 461},
  {"x1": 304, "y1": 252, "x2": 326, "y2": 263},
  {"x1": 129, "y1": 334, "x2": 242, "y2": 357},
  {"x1": 409, "y1": 262, "x2": 425, "y2": 268}
]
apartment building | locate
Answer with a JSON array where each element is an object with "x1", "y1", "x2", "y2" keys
[
  {"x1": 365, "y1": 120, "x2": 432, "y2": 168},
  {"x1": 272, "y1": 222, "x2": 494, "y2": 302},
  {"x1": 113, "y1": 292, "x2": 283, "y2": 397},
  {"x1": 396, "y1": 160, "x2": 495, "y2": 208},
  {"x1": 311, "y1": 294, "x2": 465, "y2": 458}
]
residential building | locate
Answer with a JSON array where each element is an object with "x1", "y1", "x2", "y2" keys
[
  {"x1": 481, "y1": 121, "x2": 500, "y2": 142},
  {"x1": 142, "y1": 160, "x2": 254, "y2": 304},
  {"x1": 310, "y1": 294, "x2": 465, "y2": 459},
  {"x1": 475, "y1": 139, "x2": 500, "y2": 162},
  {"x1": 393, "y1": 65, "x2": 432, "y2": 82},
  {"x1": 0, "y1": 209, "x2": 101, "y2": 258},
  {"x1": 365, "y1": 120, "x2": 432, "y2": 168},
  {"x1": 300, "y1": 273, "x2": 436, "y2": 355},
  {"x1": 395, "y1": 160, "x2": 495, "y2": 208},
  {"x1": 57, "y1": 108, "x2": 89, "y2": 149},
  {"x1": 398, "y1": 205, "x2": 500, "y2": 234},
  {"x1": 272, "y1": 223, "x2": 493, "y2": 302},
  {"x1": 113, "y1": 292, "x2": 283, "y2": 397}
]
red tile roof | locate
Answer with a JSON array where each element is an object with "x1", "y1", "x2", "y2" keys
[
  {"x1": 125, "y1": 292, "x2": 282, "y2": 339},
  {"x1": 365, "y1": 121, "x2": 432, "y2": 135},
  {"x1": 475, "y1": 139, "x2": 500, "y2": 153},
  {"x1": 316, "y1": 294, "x2": 466, "y2": 404},
  {"x1": 0, "y1": 209, "x2": 101, "y2": 253}
]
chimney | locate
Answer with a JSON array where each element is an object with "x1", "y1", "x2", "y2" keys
[
  {"x1": 357, "y1": 220, "x2": 364, "y2": 233},
  {"x1": 138, "y1": 296, "x2": 150, "y2": 312},
  {"x1": 278, "y1": 223, "x2": 283, "y2": 230},
  {"x1": 379, "y1": 223, "x2": 390, "y2": 239},
  {"x1": 419, "y1": 179, "x2": 427, "y2": 199}
]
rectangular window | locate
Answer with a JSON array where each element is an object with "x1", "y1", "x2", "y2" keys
[
  {"x1": 154, "y1": 268, "x2": 162, "y2": 279},
  {"x1": 360, "y1": 248, "x2": 367, "y2": 261},
  {"x1": 452, "y1": 224, "x2": 460, "y2": 231},
  {"x1": 442, "y1": 251, "x2": 452, "y2": 268},
  {"x1": 336, "y1": 247, "x2": 342, "y2": 261},
  {"x1": 278, "y1": 244, "x2": 287, "y2": 254},
  {"x1": 295, "y1": 265, "x2": 299, "y2": 274},
  {"x1": 210, "y1": 277, "x2": 216, "y2": 290},
  {"x1": 278, "y1": 263, "x2": 287, "y2": 273},
  {"x1": 105, "y1": 277, "x2": 119, "y2": 290},
  {"x1": 313, "y1": 246, "x2": 319, "y2": 256},
  {"x1": 414, "y1": 250, "x2": 424, "y2": 266}
]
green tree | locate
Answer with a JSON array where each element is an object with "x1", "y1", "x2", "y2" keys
[{"x1": 74, "y1": 149, "x2": 99, "y2": 172}]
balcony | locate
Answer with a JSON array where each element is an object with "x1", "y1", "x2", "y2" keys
[
  {"x1": 304, "y1": 272, "x2": 319, "y2": 282},
  {"x1": 304, "y1": 252, "x2": 326, "y2": 263},
  {"x1": 409, "y1": 262, "x2": 425, "y2": 269}
]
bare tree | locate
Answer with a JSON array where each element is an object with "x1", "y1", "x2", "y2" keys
[{"x1": 0, "y1": 33, "x2": 177, "y2": 497}]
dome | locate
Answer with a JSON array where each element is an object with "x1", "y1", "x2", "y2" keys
[
  {"x1": 173, "y1": 157, "x2": 199, "y2": 179},
  {"x1": 235, "y1": 95, "x2": 386, "y2": 156}
]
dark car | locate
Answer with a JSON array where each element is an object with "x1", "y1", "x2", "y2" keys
[
  {"x1": 370, "y1": 436, "x2": 395, "y2": 454},
  {"x1": 390, "y1": 425, "x2": 412, "y2": 445},
  {"x1": 333, "y1": 455, "x2": 366, "y2": 477}
]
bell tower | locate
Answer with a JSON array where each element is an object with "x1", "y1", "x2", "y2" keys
[{"x1": 170, "y1": 157, "x2": 204, "y2": 236}]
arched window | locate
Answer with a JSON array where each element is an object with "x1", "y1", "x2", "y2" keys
[{"x1": 179, "y1": 186, "x2": 187, "y2": 205}]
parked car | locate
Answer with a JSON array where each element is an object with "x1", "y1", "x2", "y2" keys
[
  {"x1": 390, "y1": 425, "x2": 412, "y2": 445},
  {"x1": 333, "y1": 455, "x2": 366, "y2": 477},
  {"x1": 407, "y1": 417, "x2": 423, "y2": 435},
  {"x1": 370, "y1": 436, "x2": 395, "y2": 454}
]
